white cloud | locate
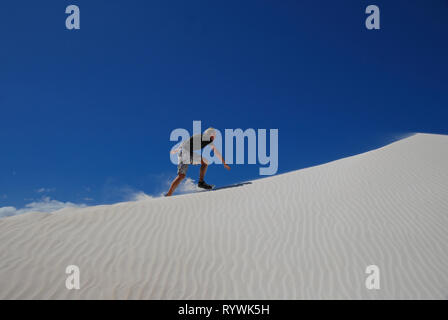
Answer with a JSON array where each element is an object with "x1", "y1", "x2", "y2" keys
[
  {"x1": 0, "y1": 207, "x2": 17, "y2": 217},
  {"x1": 36, "y1": 187, "x2": 55, "y2": 193},
  {"x1": 0, "y1": 197, "x2": 87, "y2": 218},
  {"x1": 1, "y1": 184, "x2": 156, "y2": 219}
]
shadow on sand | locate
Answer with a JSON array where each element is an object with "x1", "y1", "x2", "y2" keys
[
  {"x1": 209, "y1": 182, "x2": 252, "y2": 192},
  {"x1": 170, "y1": 182, "x2": 253, "y2": 197}
]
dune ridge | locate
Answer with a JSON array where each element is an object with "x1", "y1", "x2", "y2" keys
[{"x1": 1, "y1": 133, "x2": 448, "y2": 299}]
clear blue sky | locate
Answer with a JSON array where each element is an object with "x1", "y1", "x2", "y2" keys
[{"x1": 1, "y1": 0, "x2": 447, "y2": 210}]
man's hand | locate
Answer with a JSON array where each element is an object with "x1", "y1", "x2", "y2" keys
[{"x1": 224, "y1": 164, "x2": 230, "y2": 170}]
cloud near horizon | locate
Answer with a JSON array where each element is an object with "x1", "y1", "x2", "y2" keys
[
  {"x1": 0, "y1": 197, "x2": 87, "y2": 218},
  {"x1": 0, "y1": 179, "x2": 195, "y2": 218},
  {"x1": 36, "y1": 187, "x2": 55, "y2": 194}
]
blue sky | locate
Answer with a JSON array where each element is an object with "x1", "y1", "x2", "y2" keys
[{"x1": 1, "y1": 0, "x2": 447, "y2": 215}]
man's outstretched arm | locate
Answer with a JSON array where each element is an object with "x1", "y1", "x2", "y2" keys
[{"x1": 211, "y1": 145, "x2": 230, "y2": 170}]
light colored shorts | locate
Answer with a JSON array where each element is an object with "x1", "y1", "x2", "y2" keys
[{"x1": 177, "y1": 148, "x2": 202, "y2": 175}]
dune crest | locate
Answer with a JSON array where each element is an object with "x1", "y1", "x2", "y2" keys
[{"x1": 1, "y1": 133, "x2": 448, "y2": 299}]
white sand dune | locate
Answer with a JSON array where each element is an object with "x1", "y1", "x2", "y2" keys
[{"x1": 1, "y1": 133, "x2": 448, "y2": 299}]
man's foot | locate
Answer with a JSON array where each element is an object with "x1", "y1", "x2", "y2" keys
[{"x1": 198, "y1": 180, "x2": 213, "y2": 190}]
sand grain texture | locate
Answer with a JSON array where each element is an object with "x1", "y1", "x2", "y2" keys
[{"x1": 1, "y1": 133, "x2": 448, "y2": 299}]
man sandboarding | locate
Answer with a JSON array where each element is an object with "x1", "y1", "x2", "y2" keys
[{"x1": 166, "y1": 127, "x2": 230, "y2": 196}]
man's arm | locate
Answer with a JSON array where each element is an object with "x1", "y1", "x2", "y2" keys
[{"x1": 211, "y1": 145, "x2": 230, "y2": 170}]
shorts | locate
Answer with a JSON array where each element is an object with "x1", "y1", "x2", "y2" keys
[{"x1": 177, "y1": 148, "x2": 202, "y2": 175}]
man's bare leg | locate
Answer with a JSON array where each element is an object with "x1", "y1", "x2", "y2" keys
[
  {"x1": 166, "y1": 173, "x2": 185, "y2": 196},
  {"x1": 199, "y1": 159, "x2": 208, "y2": 182}
]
